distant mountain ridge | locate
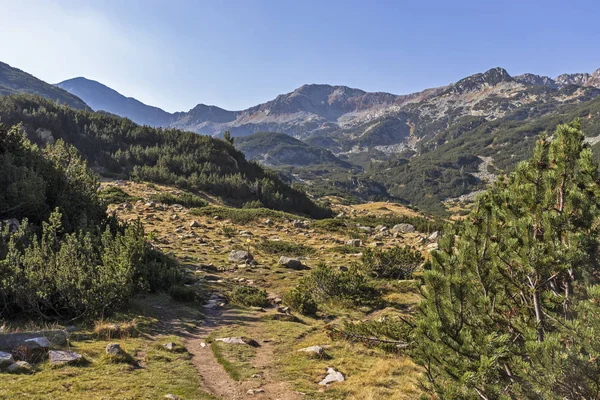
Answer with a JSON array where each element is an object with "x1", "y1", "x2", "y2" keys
[
  {"x1": 56, "y1": 77, "x2": 172, "y2": 127},
  {"x1": 0, "y1": 61, "x2": 89, "y2": 110}
]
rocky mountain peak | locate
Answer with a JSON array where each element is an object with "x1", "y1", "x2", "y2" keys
[
  {"x1": 450, "y1": 67, "x2": 514, "y2": 93},
  {"x1": 513, "y1": 73, "x2": 558, "y2": 88}
]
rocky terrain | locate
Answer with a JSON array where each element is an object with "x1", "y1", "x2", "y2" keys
[{"x1": 1, "y1": 180, "x2": 439, "y2": 399}]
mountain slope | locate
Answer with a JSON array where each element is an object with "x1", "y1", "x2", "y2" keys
[
  {"x1": 235, "y1": 131, "x2": 351, "y2": 167},
  {"x1": 0, "y1": 94, "x2": 330, "y2": 218},
  {"x1": 56, "y1": 77, "x2": 172, "y2": 127},
  {"x1": 0, "y1": 61, "x2": 89, "y2": 110}
]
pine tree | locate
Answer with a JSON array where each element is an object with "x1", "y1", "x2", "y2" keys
[{"x1": 414, "y1": 120, "x2": 600, "y2": 399}]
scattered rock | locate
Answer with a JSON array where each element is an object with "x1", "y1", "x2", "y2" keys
[
  {"x1": 319, "y1": 367, "x2": 345, "y2": 385},
  {"x1": 24, "y1": 337, "x2": 51, "y2": 349},
  {"x1": 228, "y1": 250, "x2": 253, "y2": 263},
  {"x1": 428, "y1": 231, "x2": 440, "y2": 241},
  {"x1": 105, "y1": 343, "x2": 123, "y2": 356},
  {"x1": 279, "y1": 256, "x2": 303, "y2": 269},
  {"x1": 239, "y1": 230, "x2": 253, "y2": 236},
  {"x1": 247, "y1": 388, "x2": 265, "y2": 395},
  {"x1": 298, "y1": 346, "x2": 326, "y2": 358},
  {"x1": 163, "y1": 342, "x2": 177, "y2": 351},
  {"x1": 272, "y1": 297, "x2": 282, "y2": 304},
  {"x1": 0, "y1": 351, "x2": 14, "y2": 369},
  {"x1": 358, "y1": 226, "x2": 372, "y2": 233},
  {"x1": 49, "y1": 350, "x2": 82, "y2": 365},
  {"x1": 277, "y1": 306, "x2": 291, "y2": 314},
  {"x1": 392, "y1": 223, "x2": 415, "y2": 233},
  {"x1": 189, "y1": 220, "x2": 200, "y2": 228},
  {"x1": 346, "y1": 239, "x2": 362, "y2": 247},
  {"x1": 7, "y1": 361, "x2": 32, "y2": 374},
  {"x1": 264, "y1": 219, "x2": 274, "y2": 226},
  {"x1": 337, "y1": 266, "x2": 349, "y2": 272},
  {"x1": 164, "y1": 395, "x2": 180, "y2": 400},
  {"x1": 214, "y1": 337, "x2": 260, "y2": 347},
  {"x1": 292, "y1": 220, "x2": 310, "y2": 229}
]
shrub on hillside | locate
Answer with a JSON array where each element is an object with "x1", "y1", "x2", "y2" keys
[
  {"x1": 283, "y1": 288, "x2": 318, "y2": 316},
  {"x1": 230, "y1": 286, "x2": 269, "y2": 308},
  {"x1": 254, "y1": 239, "x2": 312, "y2": 257},
  {"x1": 361, "y1": 246, "x2": 424, "y2": 279},
  {"x1": 150, "y1": 192, "x2": 208, "y2": 208}
]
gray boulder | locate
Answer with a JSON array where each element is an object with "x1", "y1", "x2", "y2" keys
[
  {"x1": 279, "y1": 256, "x2": 303, "y2": 269},
  {"x1": 49, "y1": 350, "x2": 82, "y2": 365},
  {"x1": 392, "y1": 223, "x2": 415, "y2": 233},
  {"x1": 0, "y1": 351, "x2": 14, "y2": 369},
  {"x1": 7, "y1": 361, "x2": 32, "y2": 374},
  {"x1": 228, "y1": 250, "x2": 253, "y2": 263},
  {"x1": 297, "y1": 345, "x2": 326, "y2": 358},
  {"x1": 428, "y1": 231, "x2": 440, "y2": 241},
  {"x1": 105, "y1": 343, "x2": 123, "y2": 356},
  {"x1": 24, "y1": 337, "x2": 51, "y2": 349},
  {"x1": 346, "y1": 239, "x2": 362, "y2": 247}
]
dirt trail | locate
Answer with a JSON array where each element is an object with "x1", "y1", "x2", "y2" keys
[{"x1": 141, "y1": 295, "x2": 301, "y2": 400}]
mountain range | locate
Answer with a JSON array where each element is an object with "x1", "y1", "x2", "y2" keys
[{"x1": 3, "y1": 60, "x2": 600, "y2": 214}]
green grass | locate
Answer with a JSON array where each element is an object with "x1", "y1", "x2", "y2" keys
[
  {"x1": 254, "y1": 239, "x2": 313, "y2": 257},
  {"x1": 329, "y1": 245, "x2": 362, "y2": 254},
  {"x1": 207, "y1": 326, "x2": 259, "y2": 381},
  {"x1": 190, "y1": 205, "x2": 307, "y2": 224},
  {"x1": 0, "y1": 336, "x2": 216, "y2": 400}
]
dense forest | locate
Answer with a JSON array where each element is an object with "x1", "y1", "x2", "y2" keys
[{"x1": 0, "y1": 95, "x2": 331, "y2": 219}]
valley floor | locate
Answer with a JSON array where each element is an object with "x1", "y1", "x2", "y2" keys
[{"x1": 2, "y1": 181, "x2": 434, "y2": 399}]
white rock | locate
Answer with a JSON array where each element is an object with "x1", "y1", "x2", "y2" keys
[{"x1": 319, "y1": 367, "x2": 345, "y2": 385}]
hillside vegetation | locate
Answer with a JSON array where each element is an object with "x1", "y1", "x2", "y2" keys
[{"x1": 0, "y1": 94, "x2": 331, "y2": 219}]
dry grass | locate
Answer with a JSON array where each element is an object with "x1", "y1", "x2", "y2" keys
[
  {"x1": 96, "y1": 180, "x2": 433, "y2": 398},
  {"x1": 93, "y1": 319, "x2": 138, "y2": 340}
]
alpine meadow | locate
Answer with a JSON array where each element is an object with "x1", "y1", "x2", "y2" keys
[{"x1": 1, "y1": 1, "x2": 600, "y2": 399}]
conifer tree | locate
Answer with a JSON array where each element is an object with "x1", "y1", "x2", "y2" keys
[{"x1": 414, "y1": 120, "x2": 600, "y2": 399}]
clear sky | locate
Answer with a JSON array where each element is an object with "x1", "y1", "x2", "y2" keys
[{"x1": 1, "y1": 0, "x2": 599, "y2": 112}]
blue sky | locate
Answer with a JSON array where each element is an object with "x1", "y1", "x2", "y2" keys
[{"x1": 1, "y1": 0, "x2": 599, "y2": 112}]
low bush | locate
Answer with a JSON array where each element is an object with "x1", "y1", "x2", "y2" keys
[
  {"x1": 98, "y1": 186, "x2": 137, "y2": 204},
  {"x1": 151, "y1": 192, "x2": 208, "y2": 208},
  {"x1": 283, "y1": 288, "x2": 318, "y2": 316},
  {"x1": 254, "y1": 239, "x2": 312, "y2": 257},
  {"x1": 361, "y1": 246, "x2": 424, "y2": 279},
  {"x1": 312, "y1": 218, "x2": 347, "y2": 232},
  {"x1": 230, "y1": 286, "x2": 269, "y2": 307},
  {"x1": 286, "y1": 264, "x2": 380, "y2": 314}
]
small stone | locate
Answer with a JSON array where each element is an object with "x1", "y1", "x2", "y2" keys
[
  {"x1": 319, "y1": 367, "x2": 345, "y2": 385},
  {"x1": 346, "y1": 239, "x2": 362, "y2": 247},
  {"x1": 190, "y1": 220, "x2": 200, "y2": 228},
  {"x1": 164, "y1": 395, "x2": 180, "y2": 400},
  {"x1": 428, "y1": 231, "x2": 440, "y2": 241},
  {"x1": 7, "y1": 361, "x2": 32, "y2": 374},
  {"x1": 247, "y1": 388, "x2": 265, "y2": 395},
  {"x1": 272, "y1": 297, "x2": 282, "y2": 304},
  {"x1": 105, "y1": 343, "x2": 123, "y2": 355},
  {"x1": 49, "y1": 350, "x2": 82, "y2": 365},
  {"x1": 163, "y1": 342, "x2": 176, "y2": 351},
  {"x1": 297, "y1": 346, "x2": 326, "y2": 357}
]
